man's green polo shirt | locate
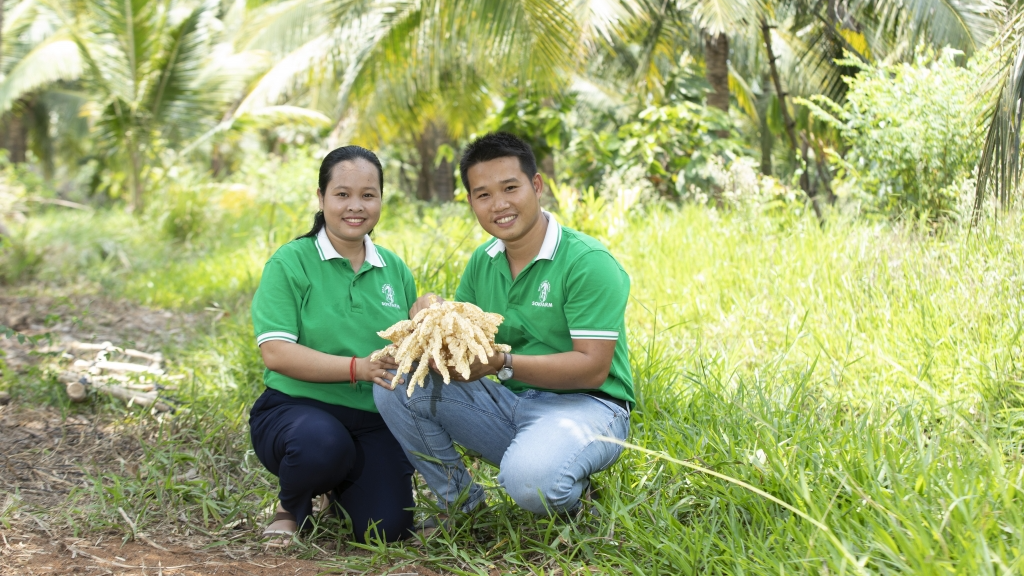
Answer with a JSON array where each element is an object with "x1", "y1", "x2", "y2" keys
[
  {"x1": 455, "y1": 212, "x2": 634, "y2": 405},
  {"x1": 251, "y1": 228, "x2": 416, "y2": 412}
]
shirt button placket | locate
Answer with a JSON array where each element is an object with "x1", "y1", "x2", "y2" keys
[{"x1": 350, "y1": 270, "x2": 363, "y2": 313}]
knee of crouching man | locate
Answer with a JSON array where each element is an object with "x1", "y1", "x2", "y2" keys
[
  {"x1": 373, "y1": 380, "x2": 407, "y2": 415},
  {"x1": 503, "y1": 473, "x2": 578, "y2": 516}
]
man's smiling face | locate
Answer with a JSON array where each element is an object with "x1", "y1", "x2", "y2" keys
[{"x1": 466, "y1": 156, "x2": 544, "y2": 245}]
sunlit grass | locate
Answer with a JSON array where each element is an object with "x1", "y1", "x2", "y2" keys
[{"x1": 4, "y1": 194, "x2": 1024, "y2": 574}]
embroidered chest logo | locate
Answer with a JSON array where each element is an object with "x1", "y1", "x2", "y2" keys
[
  {"x1": 381, "y1": 284, "x2": 401, "y2": 309},
  {"x1": 532, "y1": 280, "x2": 553, "y2": 308}
]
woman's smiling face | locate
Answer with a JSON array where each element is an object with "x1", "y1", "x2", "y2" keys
[{"x1": 318, "y1": 158, "x2": 382, "y2": 247}]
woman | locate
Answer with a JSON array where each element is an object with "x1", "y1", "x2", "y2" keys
[{"x1": 249, "y1": 146, "x2": 413, "y2": 543}]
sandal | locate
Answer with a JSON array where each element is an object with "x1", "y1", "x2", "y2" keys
[{"x1": 262, "y1": 506, "x2": 298, "y2": 538}]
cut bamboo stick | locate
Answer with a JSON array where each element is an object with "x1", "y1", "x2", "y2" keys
[
  {"x1": 95, "y1": 383, "x2": 172, "y2": 412},
  {"x1": 58, "y1": 371, "x2": 172, "y2": 411},
  {"x1": 92, "y1": 360, "x2": 164, "y2": 375}
]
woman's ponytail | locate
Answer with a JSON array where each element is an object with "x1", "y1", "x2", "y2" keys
[{"x1": 298, "y1": 210, "x2": 327, "y2": 240}]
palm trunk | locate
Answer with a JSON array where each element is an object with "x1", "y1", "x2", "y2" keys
[
  {"x1": 760, "y1": 19, "x2": 823, "y2": 220},
  {"x1": 126, "y1": 130, "x2": 144, "y2": 213},
  {"x1": 704, "y1": 31, "x2": 729, "y2": 113},
  {"x1": 415, "y1": 120, "x2": 456, "y2": 202},
  {"x1": 759, "y1": 103, "x2": 773, "y2": 176},
  {"x1": 434, "y1": 140, "x2": 454, "y2": 203},
  {"x1": 1, "y1": 112, "x2": 27, "y2": 163},
  {"x1": 415, "y1": 126, "x2": 435, "y2": 202}
]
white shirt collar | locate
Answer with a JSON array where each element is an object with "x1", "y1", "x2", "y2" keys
[
  {"x1": 315, "y1": 227, "x2": 385, "y2": 267},
  {"x1": 486, "y1": 210, "x2": 562, "y2": 261}
]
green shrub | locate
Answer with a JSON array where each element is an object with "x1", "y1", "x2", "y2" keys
[
  {"x1": 800, "y1": 50, "x2": 986, "y2": 221},
  {"x1": 156, "y1": 182, "x2": 215, "y2": 243},
  {"x1": 0, "y1": 230, "x2": 43, "y2": 284},
  {"x1": 562, "y1": 102, "x2": 743, "y2": 197}
]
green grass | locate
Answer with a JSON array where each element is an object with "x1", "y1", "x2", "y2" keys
[{"x1": 3, "y1": 191, "x2": 1024, "y2": 574}]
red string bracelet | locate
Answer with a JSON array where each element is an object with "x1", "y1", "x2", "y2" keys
[{"x1": 349, "y1": 356, "x2": 357, "y2": 384}]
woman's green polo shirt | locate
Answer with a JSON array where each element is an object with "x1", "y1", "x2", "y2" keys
[
  {"x1": 454, "y1": 212, "x2": 635, "y2": 405},
  {"x1": 251, "y1": 228, "x2": 416, "y2": 412}
]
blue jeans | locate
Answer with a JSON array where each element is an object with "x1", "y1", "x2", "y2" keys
[{"x1": 373, "y1": 372, "x2": 630, "y2": 515}]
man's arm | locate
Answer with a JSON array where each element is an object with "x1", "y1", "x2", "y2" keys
[{"x1": 460, "y1": 339, "x2": 615, "y2": 389}]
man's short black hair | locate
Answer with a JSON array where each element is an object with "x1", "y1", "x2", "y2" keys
[{"x1": 458, "y1": 132, "x2": 538, "y2": 192}]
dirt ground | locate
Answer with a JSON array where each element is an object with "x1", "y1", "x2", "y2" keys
[{"x1": 0, "y1": 291, "x2": 443, "y2": 576}]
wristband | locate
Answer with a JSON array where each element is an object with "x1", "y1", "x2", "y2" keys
[{"x1": 350, "y1": 356, "x2": 357, "y2": 384}]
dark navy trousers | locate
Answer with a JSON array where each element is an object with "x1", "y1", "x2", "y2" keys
[{"x1": 249, "y1": 387, "x2": 414, "y2": 542}]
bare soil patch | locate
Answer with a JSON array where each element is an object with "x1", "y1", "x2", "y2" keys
[
  {"x1": 1, "y1": 291, "x2": 202, "y2": 373},
  {"x1": 0, "y1": 292, "x2": 444, "y2": 575}
]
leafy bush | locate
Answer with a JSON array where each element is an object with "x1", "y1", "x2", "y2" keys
[
  {"x1": 801, "y1": 50, "x2": 986, "y2": 220},
  {"x1": 561, "y1": 102, "x2": 743, "y2": 197},
  {"x1": 156, "y1": 182, "x2": 217, "y2": 243},
  {"x1": 0, "y1": 230, "x2": 43, "y2": 284}
]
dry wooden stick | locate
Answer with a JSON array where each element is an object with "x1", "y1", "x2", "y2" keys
[{"x1": 58, "y1": 371, "x2": 173, "y2": 412}]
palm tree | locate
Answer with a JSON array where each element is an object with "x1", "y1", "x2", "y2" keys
[
  {"x1": 0, "y1": 0, "x2": 84, "y2": 169},
  {"x1": 0, "y1": 0, "x2": 267, "y2": 211},
  {"x1": 975, "y1": 11, "x2": 1024, "y2": 213},
  {"x1": 230, "y1": 0, "x2": 599, "y2": 200}
]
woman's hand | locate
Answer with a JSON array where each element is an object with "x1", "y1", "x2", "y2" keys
[
  {"x1": 410, "y1": 293, "x2": 443, "y2": 320},
  {"x1": 358, "y1": 352, "x2": 403, "y2": 390}
]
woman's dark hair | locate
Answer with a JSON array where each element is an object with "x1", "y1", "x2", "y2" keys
[
  {"x1": 458, "y1": 132, "x2": 537, "y2": 193},
  {"x1": 297, "y1": 145, "x2": 384, "y2": 239}
]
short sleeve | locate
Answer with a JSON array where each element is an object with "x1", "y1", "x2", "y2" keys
[
  {"x1": 564, "y1": 251, "x2": 629, "y2": 341},
  {"x1": 454, "y1": 254, "x2": 477, "y2": 304},
  {"x1": 401, "y1": 261, "x2": 418, "y2": 307},
  {"x1": 251, "y1": 257, "x2": 310, "y2": 346}
]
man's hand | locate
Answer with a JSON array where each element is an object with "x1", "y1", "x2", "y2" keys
[
  {"x1": 410, "y1": 293, "x2": 443, "y2": 320},
  {"x1": 358, "y1": 352, "x2": 404, "y2": 390},
  {"x1": 432, "y1": 350, "x2": 503, "y2": 382}
]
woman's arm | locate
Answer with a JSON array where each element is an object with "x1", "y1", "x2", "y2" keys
[{"x1": 260, "y1": 340, "x2": 401, "y2": 389}]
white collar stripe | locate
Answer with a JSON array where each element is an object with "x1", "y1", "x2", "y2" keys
[
  {"x1": 314, "y1": 235, "x2": 327, "y2": 261},
  {"x1": 485, "y1": 211, "x2": 561, "y2": 260},
  {"x1": 364, "y1": 235, "x2": 386, "y2": 267},
  {"x1": 315, "y1": 227, "x2": 385, "y2": 267},
  {"x1": 536, "y1": 212, "x2": 562, "y2": 261},
  {"x1": 486, "y1": 238, "x2": 504, "y2": 258}
]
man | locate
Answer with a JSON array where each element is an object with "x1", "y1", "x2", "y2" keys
[{"x1": 374, "y1": 132, "x2": 633, "y2": 525}]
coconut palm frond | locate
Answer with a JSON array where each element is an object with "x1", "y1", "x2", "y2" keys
[
  {"x1": 238, "y1": 0, "x2": 335, "y2": 55},
  {"x1": 791, "y1": 23, "x2": 851, "y2": 102},
  {"x1": 499, "y1": 0, "x2": 582, "y2": 79},
  {"x1": 149, "y1": 6, "x2": 209, "y2": 123},
  {"x1": 861, "y1": 0, "x2": 1002, "y2": 57},
  {"x1": 688, "y1": 0, "x2": 760, "y2": 36},
  {"x1": 574, "y1": 0, "x2": 641, "y2": 46},
  {"x1": 335, "y1": 5, "x2": 419, "y2": 114},
  {"x1": 238, "y1": 104, "x2": 332, "y2": 128},
  {"x1": 975, "y1": 36, "x2": 1024, "y2": 213},
  {"x1": 81, "y1": 0, "x2": 165, "y2": 101},
  {"x1": 234, "y1": 34, "x2": 334, "y2": 115},
  {"x1": 728, "y1": 62, "x2": 759, "y2": 122},
  {"x1": 0, "y1": 37, "x2": 82, "y2": 113}
]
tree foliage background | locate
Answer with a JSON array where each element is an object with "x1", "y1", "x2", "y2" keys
[{"x1": 0, "y1": 0, "x2": 1019, "y2": 220}]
